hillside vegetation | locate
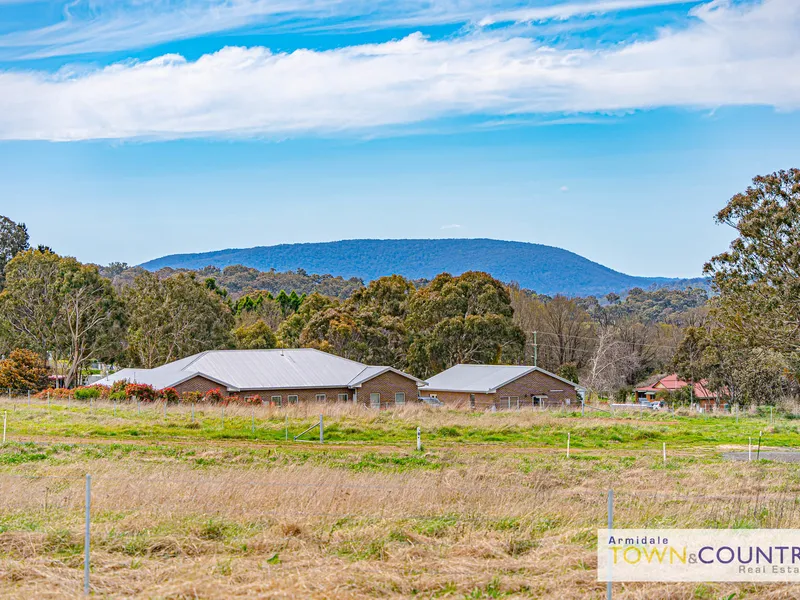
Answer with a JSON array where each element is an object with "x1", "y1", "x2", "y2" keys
[{"x1": 140, "y1": 238, "x2": 707, "y2": 297}]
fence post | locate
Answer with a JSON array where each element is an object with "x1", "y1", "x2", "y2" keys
[
  {"x1": 84, "y1": 473, "x2": 91, "y2": 596},
  {"x1": 319, "y1": 414, "x2": 324, "y2": 443},
  {"x1": 607, "y1": 488, "x2": 613, "y2": 600},
  {"x1": 27, "y1": 390, "x2": 30, "y2": 407},
  {"x1": 662, "y1": 442, "x2": 666, "y2": 467},
  {"x1": 285, "y1": 414, "x2": 288, "y2": 441},
  {"x1": 757, "y1": 431, "x2": 762, "y2": 460},
  {"x1": 417, "y1": 426, "x2": 421, "y2": 451},
  {"x1": 581, "y1": 399, "x2": 585, "y2": 418},
  {"x1": 191, "y1": 402, "x2": 195, "y2": 423},
  {"x1": 2, "y1": 411, "x2": 6, "y2": 444},
  {"x1": 136, "y1": 396, "x2": 140, "y2": 415},
  {"x1": 113, "y1": 398, "x2": 117, "y2": 416},
  {"x1": 567, "y1": 432, "x2": 571, "y2": 458}
]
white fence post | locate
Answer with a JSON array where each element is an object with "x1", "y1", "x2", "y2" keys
[
  {"x1": 417, "y1": 426, "x2": 421, "y2": 451},
  {"x1": 84, "y1": 474, "x2": 91, "y2": 596},
  {"x1": 319, "y1": 414, "x2": 324, "y2": 443},
  {"x1": 2, "y1": 411, "x2": 6, "y2": 443},
  {"x1": 607, "y1": 489, "x2": 613, "y2": 600},
  {"x1": 662, "y1": 442, "x2": 666, "y2": 466}
]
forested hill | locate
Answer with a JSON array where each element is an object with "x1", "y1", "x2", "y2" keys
[{"x1": 140, "y1": 239, "x2": 706, "y2": 297}]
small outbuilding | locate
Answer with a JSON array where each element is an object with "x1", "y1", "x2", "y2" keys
[{"x1": 423, "y1": 364, "x2": 581, "y2": 410}]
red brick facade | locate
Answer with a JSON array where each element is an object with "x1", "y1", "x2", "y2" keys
[
  {"x1": 174, "y1": 375, "x2": 227, "y2": 396},
  {"x1": 173, "y1": 371, "x2": 419, "y2": 409},
  {"x1": 356, "y1": 370, "x2": 420, "y2": 409},
  {"x1": 430, "y1": 370, "x2": 578, "y2": 410}
]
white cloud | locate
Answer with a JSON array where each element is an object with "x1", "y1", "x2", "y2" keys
[
  {"x1": 441, "y1": 224, "x2": 462, "y2": 229},
  {"x1": 560, "y1": 186, "x2": 569, "y2": 192},
  {"x1": 479, "y1": 0, "x2": 693, "y2": 26},
  {"x1": 0, "y1": 0, "x2": 507, "y2": 59},
  {"x1": 0, "y1": 0, "x2": 797, "y2": 141}
]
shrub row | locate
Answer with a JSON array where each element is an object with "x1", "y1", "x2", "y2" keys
[{"x1": 34, "y1": 384, "x2": 263, "y2": 405}]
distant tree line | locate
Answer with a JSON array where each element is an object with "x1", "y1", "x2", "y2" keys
[{"x1": 7, "y1": 206, "x2": 767, "y2": 401}]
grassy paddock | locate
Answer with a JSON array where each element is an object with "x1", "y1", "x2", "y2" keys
[{"x1": 1, "y1": 397, "x2": 800, "y2": 598}]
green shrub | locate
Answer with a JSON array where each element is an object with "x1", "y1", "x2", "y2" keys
[{"x1": 73, "y1": 387, "x2": 102, "y2": 400}]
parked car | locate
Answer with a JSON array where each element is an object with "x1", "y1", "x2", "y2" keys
[{"x1": 419, "y1": 396, "x2": 444, "y2": 407}]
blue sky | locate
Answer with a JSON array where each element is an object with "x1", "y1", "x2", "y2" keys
[{"x1": 0, "y1": 0, "x2": 799, "y2": 279}]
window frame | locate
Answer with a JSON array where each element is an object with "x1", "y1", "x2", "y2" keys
[
  {"x1": 369, "y1": 392, "x2": 381, "y2": 409},
  {"x1": 394, "y1": 392, "x2": 405, "y2": 405},
  {"x1": 271, "y1": 395, "x2": 282, "y2": 406},
  {"x1": 337, "y1": 393, "x2": 348, "y2": 402},
  {"x1": 288, "y1": 394, "x2": 299, "y2": 404},
  {"x1": 315, "y1": 393, "x2": 326, "y2": 402}
]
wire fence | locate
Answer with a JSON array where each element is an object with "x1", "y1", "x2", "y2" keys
[{"x1": 1, "y1": 470, "x2": 800, "y2": 596}]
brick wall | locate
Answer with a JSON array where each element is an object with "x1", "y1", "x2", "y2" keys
[
  {"x1": 495, "y1": 370, "x2": 577, "y2": 408},
  {"x1": 428, "y1": 370, "x2": 578, "y2": 411},
  {"x1": 356, "y1": 370, "x2": 420, "y2": 409},
  {"x1": 174, "y1": 372, "x2": 420, "y2": 410},
  {"x1": 174, "y1": 376, "x2": 227, "y2": 396},
  {"x1": 235, "y1": 387, "x2": 352, "y2": 405}
]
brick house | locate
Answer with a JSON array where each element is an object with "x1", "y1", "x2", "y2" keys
[
  {"x1": 423, "y1": 364, "x2": 582, "y2": 410},
  {"x1": 635, "y1": 373, "x2": 722, "y2": 410},
  {"x1": 94, "y1": 349, "x2": 423, "y2": 409}
]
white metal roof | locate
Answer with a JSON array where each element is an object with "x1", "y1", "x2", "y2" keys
[
  {"x1": 94, "y1": 349, "x2": 420, "y2": 391},
  {"x1": 424, "y1": 364, "x2": 580, "y2": 394}
]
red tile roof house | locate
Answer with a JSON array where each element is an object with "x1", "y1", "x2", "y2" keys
[
  {"x1": 94, "y1": 349, "x2": 424, "y2": 409},
  {"x1": 423, "y1": 364, "x2": 583, "y2": 410},
  {"x1": 636, "y1": 374, "x2": 723, "y2": 410}
]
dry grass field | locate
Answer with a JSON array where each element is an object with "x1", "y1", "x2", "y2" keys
[{"x1": 1, "y1": 397, "x2": 800, "y2": 599}]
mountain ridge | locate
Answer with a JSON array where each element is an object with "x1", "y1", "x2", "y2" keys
[{"x1": 140, "y1": 238, "x2": 706, "y2": 297}]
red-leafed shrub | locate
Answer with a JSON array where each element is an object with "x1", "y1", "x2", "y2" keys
[
  {"x1": 34, "y1": 387, "x2": 72, "y2": 399},
  {"x1": 204, "y1": 388, "x2": 224, "y2": 403},
  {"x1": 244, "y1": 394, "x2": 262, "y2": 405},
  {"x1": 159, "y1": 387, "x2": 179, "y2": 404},
  {"x1": 125, "y1": 383, "x2": 157, "y2": 402}
]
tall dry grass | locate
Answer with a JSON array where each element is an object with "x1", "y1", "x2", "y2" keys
[{"x1": 2, "y1": 439, "x2": 800, "y2": 599}]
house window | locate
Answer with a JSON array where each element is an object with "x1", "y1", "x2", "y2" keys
[
  {"x1": 338, "y1": 393, "x2": 348, "y2": 402},
  {"x1": 500, "y1": 396, "x2": 510, "y2": 409},
  {"x1": 271, "y1": 395, "x2": 282, "y2": 406},
  {"x1": 288, "y1": 395, "x2": 298, "y2": 404},
  {"x1": 370, "y1": 393, "x2": 381, "y2": 409},
  {"x1": 470, "y1": 394, "x2": 476, "y2": 410},
  {"x1": 395, "y1": 392, "x2": 405, "y2": 405},
  {"x1": 511, "y1": 396, "x2": 520, "y2": 410},
  {"x1": 534, "y1": 395, "x2": 548, "y2": 407},
  {"x1": 316, "y1": 393, "x2": 326, "y2": 402}
]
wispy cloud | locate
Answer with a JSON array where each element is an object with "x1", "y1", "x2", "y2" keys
[
  {"x1": 479, "y1": 0, "x2": 696, "y2": 26},
  {"x1": 0, "y1": 0, "x2": 797, "y2": 141},
  {"x1": 560, "y1": 186, "x2": 569, "y2": 192},
  {"x1": 0, "y1": 0, "x2": 503, "y2": 59},
  {"x1": 441, "y1": 224, "x2": 462, "y2": 229}
]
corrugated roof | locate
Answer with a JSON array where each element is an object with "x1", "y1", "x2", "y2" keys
[
  {"x1": 94, "y1": 349, "x2": 418, "y2": 391},
  {"x1": 424, "y1": 364, "x2": 579, "y2": 393}
]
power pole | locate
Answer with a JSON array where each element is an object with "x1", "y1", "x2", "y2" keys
[{"x1": 533, "y1": 331, "x2": 538, "y2": 367}]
